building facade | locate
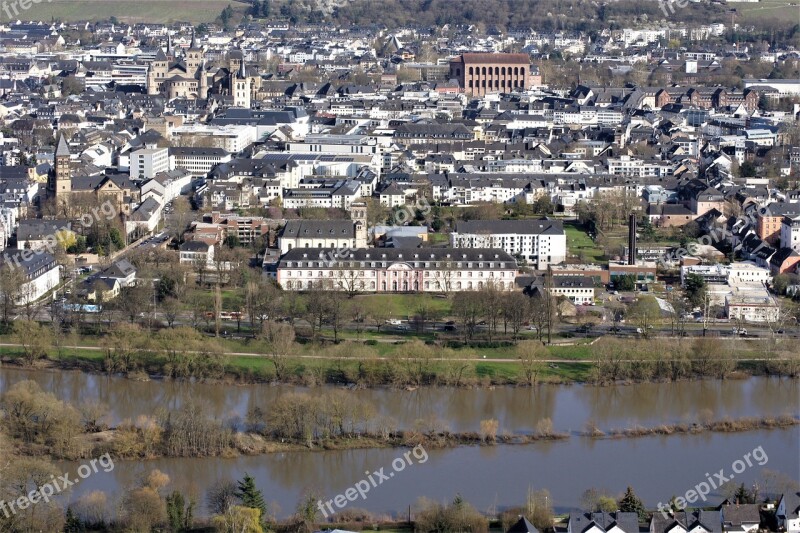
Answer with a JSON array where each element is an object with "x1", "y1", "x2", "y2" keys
[
  {"x1": 278, "y1": 202, "x2": 367, "y2": 254},
  {"x1": 276, "y1": 248, "x2": 518, "y2": 292},
  {"x1": 450, "y1": 219, "x2": 566, "y2": 269},
  {"x1": 448, "y1": 53, "x2": 532, "y2": 97},
  {"x1": 130, "y1": 147, "x2": 170, "y2": 180}
]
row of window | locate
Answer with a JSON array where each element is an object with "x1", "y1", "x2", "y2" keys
[
  {"x1": 283, "y1": 279, "x2": 514, "y2": 291},
  {"x1": 283, "y1": 260, "x2": 509, "y2": 269},
  {"x1": 468, "y1": 79, "x2": 524, "y2": 89},
  {"x1": 467, "y1": 66, "x2": 526, "y2": 76},
  {"x1": 282, "y1": 269, "x2": 512, "y2": 278}
]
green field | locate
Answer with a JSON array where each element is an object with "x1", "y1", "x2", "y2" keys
[
  {"x1": 735, "y1": 0, "x2": 800, "y2": 23},
  {"x1": 18, "y1": 0, "x2": 238, "y2": 23},
  {"x1": 564, "y1": 222, "x2": 606, "y2": 263}
]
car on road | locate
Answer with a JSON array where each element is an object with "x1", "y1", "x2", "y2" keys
[{"x1": 385, "y1": 318, "x2": 402, "y2": 326}]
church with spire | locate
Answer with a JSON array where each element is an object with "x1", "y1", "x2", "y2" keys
[
  {"x1": 146, "y1": 31, "x2": 253, "y2": 104},
  {"x1": 47, "y1": 134, "x2": 72, "y2": 213}
]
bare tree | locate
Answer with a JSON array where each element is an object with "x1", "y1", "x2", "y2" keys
[
  {"x1": 517, "y1": 340, "x2": 547, "y2": 385},
  {"x1": 261, "y1": 321, "x2": 296, "y2": 381}
]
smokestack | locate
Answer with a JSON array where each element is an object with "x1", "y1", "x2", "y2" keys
[{"x1": 628, "y1": 213, "x2": 637, "y2": 266}]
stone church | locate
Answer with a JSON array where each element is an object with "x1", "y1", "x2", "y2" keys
[
  {"x1": 146, "y1": 32, "x2": 254, "y2": 106},
  {"x1": 46, "y1": 136, "x2": 138, "y2": 217}
]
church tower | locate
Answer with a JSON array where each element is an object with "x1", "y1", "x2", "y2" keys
[
  {"x1": 231, "y1": 59, "x2": 251, "y2": 108},
  {"x1": 351, "y1": 201, "x2": 368, "y2": 248},
  {"x1": 186, "y1": 30, "x2": 204, "y2": 75},
  {"x1": 49, "y1": 135, "x2": 72, "y2": 210}
]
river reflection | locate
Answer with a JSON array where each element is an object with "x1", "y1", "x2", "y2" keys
[
  {"x1": 59, "y1": 429, "x2": 799, "y2": 518},
  {"x1": 1, "y1": 368, "x2": 796, "y2": 433}
]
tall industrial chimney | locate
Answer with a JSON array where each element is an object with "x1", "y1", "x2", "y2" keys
[{"x1": 628, "y1": 214, "x2": 637, "y2": 266}]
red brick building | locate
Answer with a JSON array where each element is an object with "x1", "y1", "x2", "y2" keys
[{"x1": 449, "y1": 53, "x2": 531, "y2": 97}]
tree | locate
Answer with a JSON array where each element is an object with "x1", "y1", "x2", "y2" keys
[
  {"x1": 517, "y1": 340, "x2": 547, "y2": 385},
  {"x1": 452, "y1": 291, "x2": 483, "y2": 342},
  {"x1": 13, "y1": 320, "x2": 52, "y2": 365},
  {"x1": 260, "y1": 321, "x2": 296, "y2": 380},
  {"x1": 684, "y1": 273, "x2": 708, "y2": 308},
  {"x1": 529, "y1": 292, "x2": 556, "y2": 344},
  {"x1": 167, "y1": 196, "x2": 193, "y2": 244},
  {"x1": 503, "y1": 292, "x2": 530, "y2": 338},
  {"x1": 123, "y1": 486, "x2": 167, "y2": 531},
  {"x1": 117, "y1": 283, "x2": 152, "y2": 323},
  {"x1": 618, "y1": 486, "x2": 647, "y2": 521},
  {"x1": 236, "y1": 474, "x2": 267, "y2": 518},
  {"x1": 207, "y1": 480, "x2": 239, "y2": 516},
  {"x1": 212, "y1": 505, "x2": 263, "y2": 533},
  {"x1": 219, "y1": 4, "x2": 235, "y2": 30},
  {"x1": 581, "y1": 488, "x2": 618, "y2": 513},
  {"x1": 0, "y1": 266, "x2": 26, "y2": 325},
  {"x1": 166, "y1": 491, "x2": 195, "y2": 533},
  {"x1": 627, "y1": 296, "x2": 661, "y2": 336},
  {"x1": 615, "y1": 274, "x2": 636, "y2": 291},
  {"x1": 526, "y1": 488, "x2": 554, "y2": 531}
]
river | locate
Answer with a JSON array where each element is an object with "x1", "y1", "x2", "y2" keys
[{"x1": 0, "y1": 367, "x2": 797, "y2": 517}]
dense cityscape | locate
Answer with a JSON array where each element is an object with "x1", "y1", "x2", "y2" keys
[{"x1": 0, "y1": 0, "x2": 797, "y2": 531}]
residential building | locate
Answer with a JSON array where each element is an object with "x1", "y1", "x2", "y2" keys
[
  {"x1": 450, "y1": 218, "x2": 566, "y2": 269},
  {"x1": 179, "y1": 240, "x2": 214, "y2": 265},
  {"x1": 0, "y1": 249, "x2": 61, "y2": 303},
  {"x1": 130, "y1": 147, "x2": 170, "y2": 180}
]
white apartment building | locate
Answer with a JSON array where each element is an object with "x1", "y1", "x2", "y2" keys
[
  {"x1": 0, "y1": 250, "x2": 61, "y2": 303},
  {"x1": 549, "y1": 276, "x2": 596, "y2": 305},
  {"x1": 680, "y1": 262, "x2": 771, "y2": 286},
  {"x1": 170, "y1": 147, "x2": 232, "y2": 177},
  {"x1": 130, "y1": 147, "x2": 171, "y2": 180},
  {"x1": 450, "y1": 219, "x2": 567, "y2": 269},
  {"x1": 781, "y1": 213, "x2": 800, "y2": 252},
  {"x1": 179, "y1": 241, "x2": 215, "y2": 266},
  {"x1": 171, "y1": 124, "x2": 257, "y2": 153}
]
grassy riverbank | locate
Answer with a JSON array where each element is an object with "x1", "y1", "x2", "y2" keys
[{"x1": 0, "y1": 330, "x2": 797, "y2": 387}]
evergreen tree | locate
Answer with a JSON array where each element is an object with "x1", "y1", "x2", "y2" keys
[
  {"x1": 734, "y1": 483, "x2": 755, "y2": 504},
  {"x1": 618, "y1": 486, "x2": 647, "y2": 521},
  {"x1": 63, "y1": 507, "x2": 85, "y2": 532},
  {"x1": 236, "y1": 473, "x2": 267, "y2": 517},
  {"x1": 166, "y1": 490, "x2": 194, "y2": 532}
]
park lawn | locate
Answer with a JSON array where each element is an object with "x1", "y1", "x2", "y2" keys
[
  {"x1": 21, "y1": 0, "x2": 234, "y2": 23},
  {"x1": 427, "y1": 233, "x2": 450, "y2": 245},
  {"x1": 350, "y1": 293, "x2": 452, "y2": 318},
  {"x1": 548, "y1": 344, "x2": 592, "y2": 360},
  {"x1": 563, "y1": 222, "x2": 605, "y2": 263}
]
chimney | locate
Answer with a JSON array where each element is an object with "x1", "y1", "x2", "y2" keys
[{"x1": 628, "y1": 213, "x2": 637, "y2": 266}]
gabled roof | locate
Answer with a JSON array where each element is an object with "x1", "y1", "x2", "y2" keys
[
  {"x1": 568, "y1": 512, "x2": 640, "y2": 533},
  {"x1": 508, "y1": 517, "x2": 539, "y2": 533},
  {"x1": 280, "y1": 219, "x2": 356, "y2": 239}
]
